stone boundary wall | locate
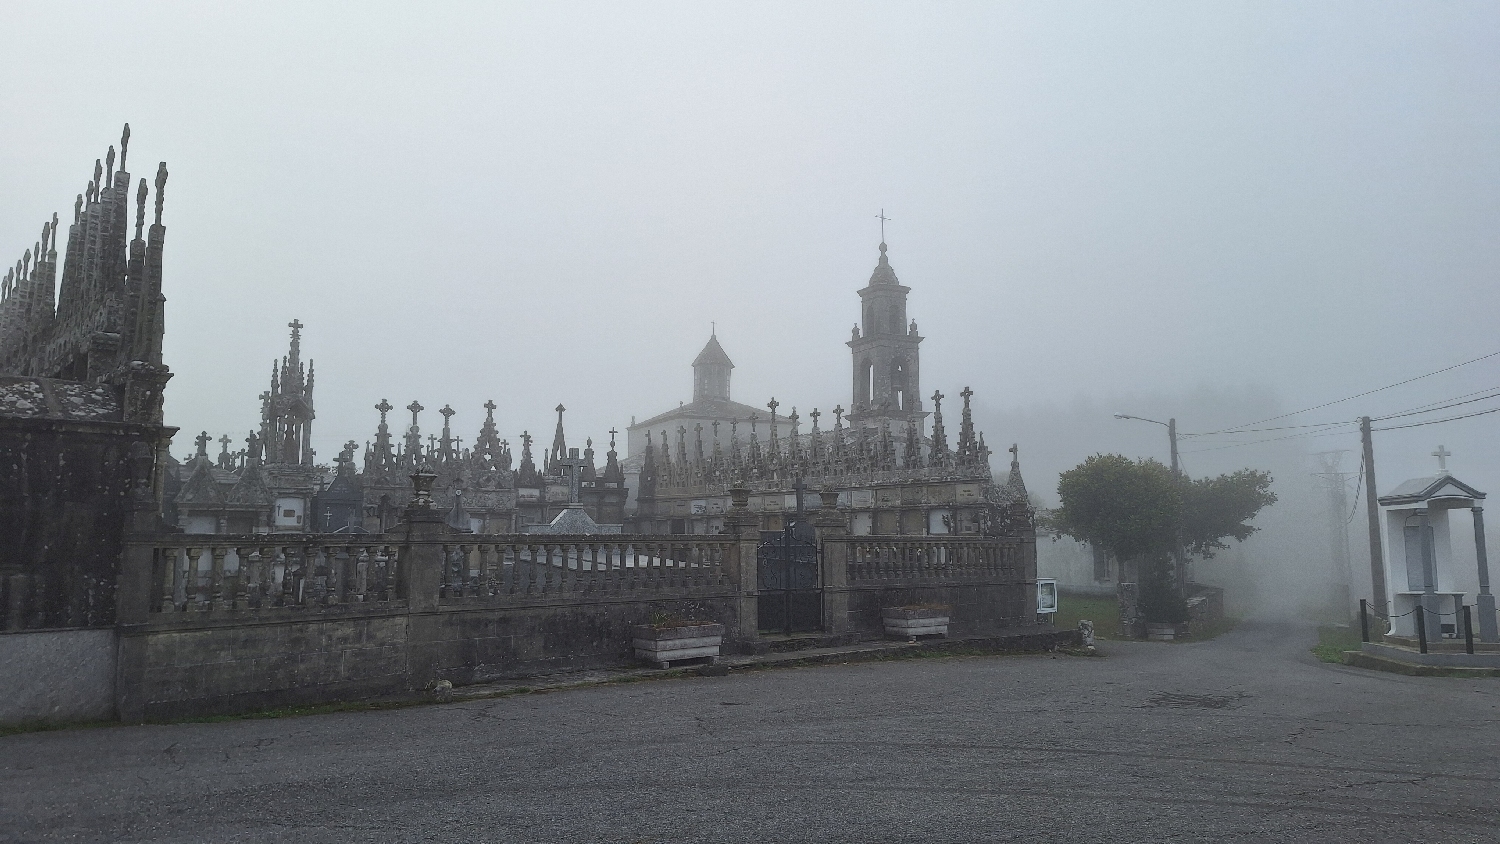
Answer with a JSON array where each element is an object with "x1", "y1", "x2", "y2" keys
[
  {"x1": 0, "y1": 628, "x2": 116, "y2": 725},
  {"x1": 88, "y1": 511, "x2": 1037, "y2": 722}
]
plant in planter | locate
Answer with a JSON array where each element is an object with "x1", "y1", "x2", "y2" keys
[
  {"x1": 632, "y1": 612, "x2": 725, "y2": 668},
  {"x1": 882, "y1": 604, "x2": 951, "y2": 642}
]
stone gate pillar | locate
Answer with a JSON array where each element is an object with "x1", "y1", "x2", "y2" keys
[
  {"x1": 725, "y1": 483, "x2": 759, "y2": 643},
  {"x1": 816, "y1": 489, "x2": 849, "y2": 634}
]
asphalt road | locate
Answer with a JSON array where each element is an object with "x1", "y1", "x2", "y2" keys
[{"x1": 3, "y1": 620, "x2": 1497, "y2": 843}]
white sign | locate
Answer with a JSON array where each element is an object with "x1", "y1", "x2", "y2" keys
[{"x1": 1036, "y1": 578, "x2": 1058, "y2": 614}]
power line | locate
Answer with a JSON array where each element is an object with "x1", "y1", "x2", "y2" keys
[
  {"x1": 1181, "y1": 420, "x2": 1350, "y2": 437},
  {"x1": 1369, "y1": 405, "x2": 1500, "y2": 432},
  {"x1": 1370, "y1": 389, "x2": 1500, "y2": 422},
  {"x1": 1197, "y1": 349, "x2": 1500, "y2": 435},
  {"x1": 1179, "y1": 424, "x2": 1358, "y2": 454}
]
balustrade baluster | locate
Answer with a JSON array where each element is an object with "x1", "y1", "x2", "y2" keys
[
  {"x1": 232, "y1": 547, "x2": 250, "y2": 608},
  {"x1": 184, "y1": 547, "x2": 206, "y2": 610},
  {"x1": 159, "y1": 547, "x2": 178, "y2": 612}
]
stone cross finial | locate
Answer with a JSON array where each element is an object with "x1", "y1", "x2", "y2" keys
[
  {"x1": 608, "y1": 427, "x2": 618, "y2": 449},
  {"x1": 407, "y1": 400, "x2": 424, "y2": 427},
  {"x1": 932, "y1": 390, "x2": 944, "y2": 407},
  {"x1": 809, "y1": 408, "x2": 820, "y2": 426},
  {"x1": 1009, "y1": 443, "x2": 1019, "y2": 462},
  {"x1": 767, "y1": 398, "x2": 779, "y2": 416},
  {"x1": 711, "y1": 419, "x2": 720, "y2": 439},
  {"x1": 875, "y1": 208, "x2": 891, "y2": 242},
  {"x1": 833, "y1": 405, "x2": 844, "y2": 425},
  {"x1": 961, "y1": 386, "x2": 973, "y2": 401},
  {"x1": 1433, "y1": 445, "x2": 1453, "y2": 474},
  {"x1": 440, "y1": 404, "x2": 455, "y2": 424},
  {"x1": 219, "y1": 433, "x2": 232, "y2": 449},
  {"x1": 195, "y1": 431, "x2": 211, "y2": 457},
  {"x1": 376, "y1": 398, "x2": 392, "y2": 421},
  {"x1": 484, "y1": 399, "x2": 497, "y2": 417}
]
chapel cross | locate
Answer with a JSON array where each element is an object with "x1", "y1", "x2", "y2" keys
[
  {"x1": 961, "y1": 386, "x2": 973, "y2": 401},
  {"x1": 440, "y1": 404, "x2": 455, "y2": 425},
  {"x1": 875, "y1": 209, "x2": 891, "y2": 242},
  {"x1": 375, "y1": 398, "x2": 392, "y2": 421},
  {"x1": 1433, "y1": 445, "x2": 1453, "y2": 475},
  {"x1": 484, "y1": 399, "x2": 497, "y2": 416},
  {"x1": 833, "y1": 405, "x2": 844, "y2": 425},
  {"x1": 219, "y1": 434, "x2": 232, "y2": 452},
  {"x1": 407, "y1": 400, "x2": 423, "y2": 428},
  {"x1": 809, "y1": 408, "x2": 821, "y2": 427},
  {"x1": 288, "y1": 318, "x2": 304, "y2": 334},
  {"x1": 194, "y1": 431, "x2": 211, "y2": 457},
  {"x1": 608, "y1": 427, "x2": 618, "y2": 449},
  {"x1": 932, "y1": 389, "x2": 944, "y2": 407}
]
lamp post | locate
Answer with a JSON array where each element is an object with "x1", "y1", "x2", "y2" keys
[
  {"x1": 1113, "y1": 413, "x2": 1178, "y2": 477},
  {"x1": 1115, "y1": 413, "x2": 1186, "y2": 590}
]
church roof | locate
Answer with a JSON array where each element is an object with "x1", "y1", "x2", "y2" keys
[
  {"x1": 693, "y1": 334, "x2": 734, "y2": 369},
  {"x1": 630, "y1": 397, "x2": 770, "y2": 432},
  {"x1": 868, "y1": 242, "x2": 900, "y2": 286},
  {"x1": 525, "y1": 503, "x2": 622, "y2": 535},
  {"x1": 1379, "y1": 474, "x2": 1486, "y2": 507}
]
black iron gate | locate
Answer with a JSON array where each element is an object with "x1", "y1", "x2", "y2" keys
[{"x1": 757, "y1": 520, "x2": 822, "y2": 634}]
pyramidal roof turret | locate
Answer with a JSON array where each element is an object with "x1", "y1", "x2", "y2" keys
[{"x1": 693, "y1": 332, "x2": 734, "y2": 368}]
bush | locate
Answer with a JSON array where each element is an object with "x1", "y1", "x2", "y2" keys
[{"x1": 1138, "y1": 554, "x2": 1188, "y2": 623}]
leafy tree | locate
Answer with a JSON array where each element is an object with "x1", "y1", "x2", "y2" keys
[
  {"x1": 1181, "y1": 469, "x2": 1277, "y2": 558},
  {"x1": 1052, "y1": 454, "x2": 1276, "y2": 625},
  {"x1": 1052, "y1": 454, "x2": 1181, "y2": 561}
]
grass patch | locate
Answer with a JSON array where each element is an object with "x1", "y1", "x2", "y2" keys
[
  {"x1": 1053, "y1": 593, "x2": 1122, "y2": 640},
  {"x1": 1313, "y1": 624, "x2": 1362, "y2": 663},
  {"x1": 1052, "y1": 591, "x2": 1239, "y2": 643}
]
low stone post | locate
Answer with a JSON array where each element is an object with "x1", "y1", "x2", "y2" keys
[
  {"x1": 816, "y1": 489, "x2": 849, "y2": 634},
  {"x1": 724, "y1": 483, "x2": 759, "y2": 643}
]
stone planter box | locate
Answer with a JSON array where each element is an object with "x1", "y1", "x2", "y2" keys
[
  {"x1": 1145, "y1": 622, "x2": 1190, "y2": 641},
  {"x1": 883, "y1": 606, "x2": 951, "y2": 641},
  {"x1": 632, "y1": 623, "x2": 724, "y2": 668}
]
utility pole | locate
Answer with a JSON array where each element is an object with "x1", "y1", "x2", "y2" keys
[
  {"x1": 1168, "y1": 418, "x2": 1179, "y2": 477},
  {"x1": 1360, "y1": 417, "x2": 1388, "y2": 619},
  {"x1": 1313, "y1": 450, "x2": 1355, "y2": 620}
]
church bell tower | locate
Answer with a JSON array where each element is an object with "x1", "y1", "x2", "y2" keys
[{"x1": 847, "y1": 241, "x2": 924, "y2": 429}]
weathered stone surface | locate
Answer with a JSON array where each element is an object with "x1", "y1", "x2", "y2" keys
[{"x1": 0, "y1": 628, "x2": 115, "y2": 724}]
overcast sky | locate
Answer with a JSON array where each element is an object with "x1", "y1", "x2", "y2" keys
[{"x1": 4, "y1": 1, "x2": 1498, "y2": 506}]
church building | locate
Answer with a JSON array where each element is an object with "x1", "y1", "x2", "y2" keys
[{"x1": 627, "y1": 240, "x2": 1028, "y2": 537}]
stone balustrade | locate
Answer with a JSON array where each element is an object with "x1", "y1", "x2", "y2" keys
[
  {"x1": 149, "y1": 536, "x2": 402, "y2": 613},
  {"x1": 838, "y1": 536, "x2": 1023, "y2": 583},
  {"x1": 142, "y1": 533, "x2": 738, "y2": 616},
  {"x1": 436, "y1": 537, "x2": 735, "y2": 601}
]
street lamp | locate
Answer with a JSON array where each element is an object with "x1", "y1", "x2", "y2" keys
[
  {"x1": 1113, "y1": 413, "x2": 1178, "y2": 476},
  {"x1": 1114, "y1": 412, "x2": 1186, "y2": 591}
]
